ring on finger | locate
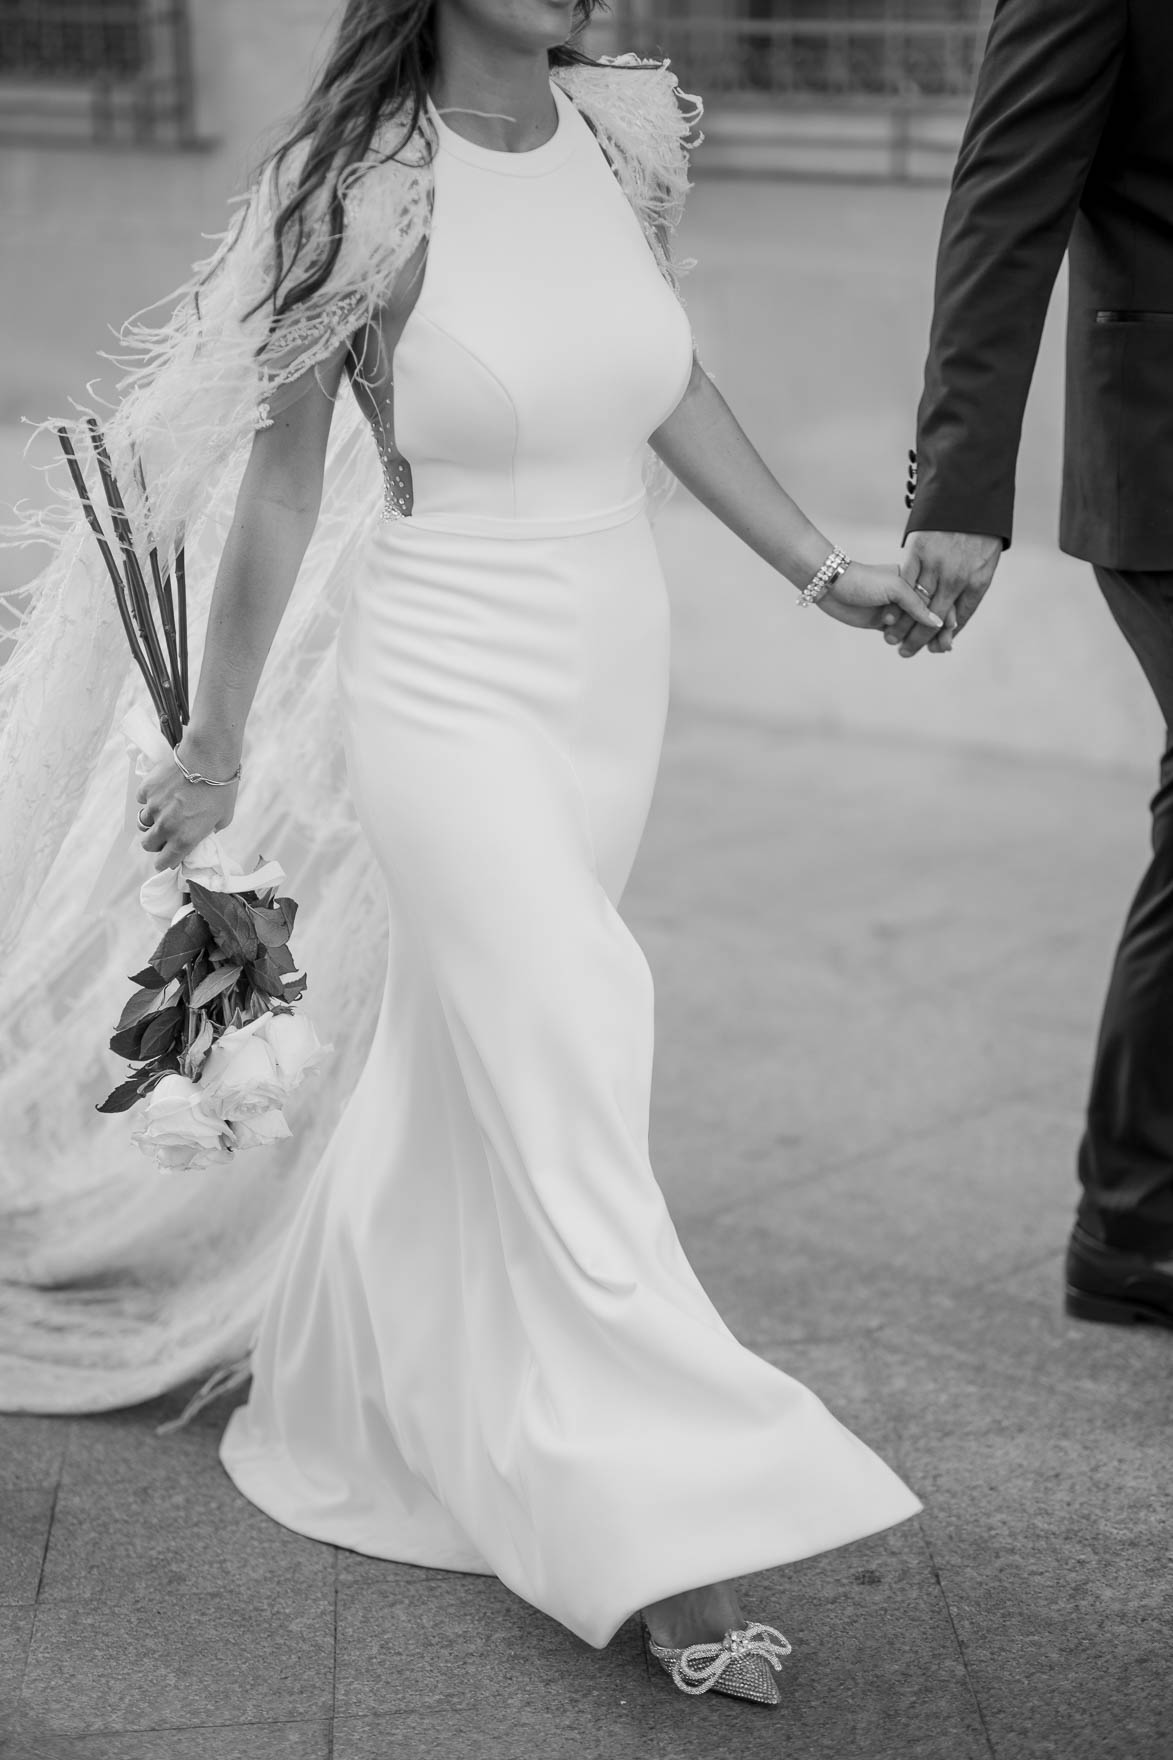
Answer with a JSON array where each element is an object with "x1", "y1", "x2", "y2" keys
[
  {"x1": 137, "y1": 807, "x2": 153, "y2": 830},
  {"x1": 913, "y1": 582, "x2": 934, "y2": 603}
]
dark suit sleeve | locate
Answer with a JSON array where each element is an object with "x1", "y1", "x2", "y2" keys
[{"x1": 905, "y1": 0, "x2": 1127, "y2": 546}]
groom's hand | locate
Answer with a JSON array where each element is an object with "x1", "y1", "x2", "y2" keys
[{"x1": 882, "y1": 531, "x2": 1002, "y2": 657}]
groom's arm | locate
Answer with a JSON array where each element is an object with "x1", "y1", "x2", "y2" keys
[{"x1": 906, "y1": 0, "x2": 1127, "y2": 548}]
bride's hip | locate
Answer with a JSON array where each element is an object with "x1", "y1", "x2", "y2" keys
[
  {"x1": 338, "y1": 510, "x2": 670, "y2": 713},
  {"x1": 334, "y1": 510, "x2": 671, "y2": 878},
  {"x1": 349, "y1": 500, "x2": 663, "y2": 609}
]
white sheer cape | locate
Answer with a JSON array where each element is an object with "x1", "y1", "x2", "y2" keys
[{"x1": 0, "y1": 56, "x2": 701, "y2": 1413}]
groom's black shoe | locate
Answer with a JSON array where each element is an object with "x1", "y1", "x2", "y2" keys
[{"x1": 1065, "y1": 1223, "x2": 1173, "y2": 1330}]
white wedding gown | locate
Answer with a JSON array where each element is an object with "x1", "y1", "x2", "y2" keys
[{"x1": 219, "y1": 79, "x2": 922, "y2": 1649}]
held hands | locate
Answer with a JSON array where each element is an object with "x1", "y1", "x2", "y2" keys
[
  {"x1": 818, "y1": 560, "x2": 947, "y2": 634},
  {"x1": 879, "y1": 531, "x2": 1003, "y2": 657},
  {"x1": 136, "y1": 742, "x2": 240, "y2": 872}
]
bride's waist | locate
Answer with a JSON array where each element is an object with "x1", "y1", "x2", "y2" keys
[{"x1": 373, "y1": 490, "x2": 648, "y2": 544}]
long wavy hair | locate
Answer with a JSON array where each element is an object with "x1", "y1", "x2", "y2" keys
[{"x1": 255, "y1": 0, "x2": 617, "y2": 322}]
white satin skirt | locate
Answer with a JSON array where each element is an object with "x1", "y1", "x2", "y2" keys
[{"x1": 219, "y1": 505, "x2": 922, "y2": 1648}]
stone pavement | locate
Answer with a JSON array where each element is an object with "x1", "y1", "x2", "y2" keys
[{"x1": 2, "y1": 693, "x2": 1171, "y2": 1759}]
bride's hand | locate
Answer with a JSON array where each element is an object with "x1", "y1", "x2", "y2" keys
[
  {"x1": 135, "y1": 747, "x2": 240, "y2": 873},
  {"x1": 817, "y1": 561, "x2": 944, "y2": 634}
]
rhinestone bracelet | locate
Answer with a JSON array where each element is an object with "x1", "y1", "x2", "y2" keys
[
  {"x1": 797, "y1": 547, "x2": 850, "y2": 609},
  {"x1": 172, "y1": 746, "x2": 242, "y2": 788}
]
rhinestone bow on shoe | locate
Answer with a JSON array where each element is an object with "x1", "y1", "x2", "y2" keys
[{"x1": 645, "y1": 1620, "x2": 792, "y2": 1706}]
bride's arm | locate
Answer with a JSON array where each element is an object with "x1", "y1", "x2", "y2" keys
[
  {"x1": 135, "y1": 347, "x2": 349, "y2": 871},
  {"x1": 649, "y1": 357, "x2": 940, "y2": 632},
  {"x1": 138, "y1": 240, "x2": 429, "y2": 872},
  {"x1": 189, "y1": 365, "x2": 348, "y2": 761}
]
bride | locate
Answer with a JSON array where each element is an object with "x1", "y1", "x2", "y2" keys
[{"x1": 0, "y1": 0, "x2": 937, "y2": 1708}]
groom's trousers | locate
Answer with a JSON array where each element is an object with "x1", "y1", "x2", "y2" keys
[{"x1": 1078, "y1": 567, "x2": 1173, "y2": 1255}]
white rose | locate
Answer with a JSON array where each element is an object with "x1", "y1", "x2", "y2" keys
[
  {"x1": 138, "y1": 842, "x2": 288, "y2": 935},
  {"x1": 230, "y1": 1107, "x2": 292, "y2": 1152},
  {"x1": 130, "y1": 1072, "x2": 235, "y2": 1172},
  {"x1": 252, "y1": 1009, "x2": 331, "y2": 1093},
  {"x1": 139, "y1": 865, "x2": 195, "y2": 933},
  {"x1": 197, "y1": 1017, "x2": 287, "y2": 1119}
]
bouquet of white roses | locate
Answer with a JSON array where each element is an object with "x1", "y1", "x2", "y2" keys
[
  {"x1": 59, "y1": 420, "x2": 331, "y2": 1170},
  {"x1": 104, "y1": 707, "x2": 332, "y2": 1171}
]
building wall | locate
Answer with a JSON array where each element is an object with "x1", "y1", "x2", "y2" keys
[
  {"x1": 620, "y1": 1, "x2": 987, "y2": 23},
  {"x1": 0, "y1": 0, "x2": 341, "y2": 425},
  {"x1": 603, "y1": 0, "x2": 994, "y2": 180}
]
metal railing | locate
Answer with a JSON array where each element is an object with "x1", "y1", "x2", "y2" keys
[
  {"x1": 0, "y1": 0, "x2": 198, "y2": 148},
  {"x1": 611, "y1": 8, "x2": 989, "y2": 107}
]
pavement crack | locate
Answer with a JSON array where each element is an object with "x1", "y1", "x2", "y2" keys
[
  {"x1": 916, "y1": 1522, "x2": 998, "y2": 1760},
  {"x1": 328, "y1": 1545, "x2": 340, "y2": 1756},
  {"x1": 30, "y1": 1419, "x2": 74, "y2": 1607},
  {"x1": 31, "y1": 1483, "x2": 59, "y2": 1604}
]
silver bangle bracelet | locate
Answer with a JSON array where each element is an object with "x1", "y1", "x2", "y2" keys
[
  {"x1": 171, "y1": 745, "x2": 242, "y2": 788},
  {"x1": 797, "y1": 547, "x2": 850, "y2": 609}
]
